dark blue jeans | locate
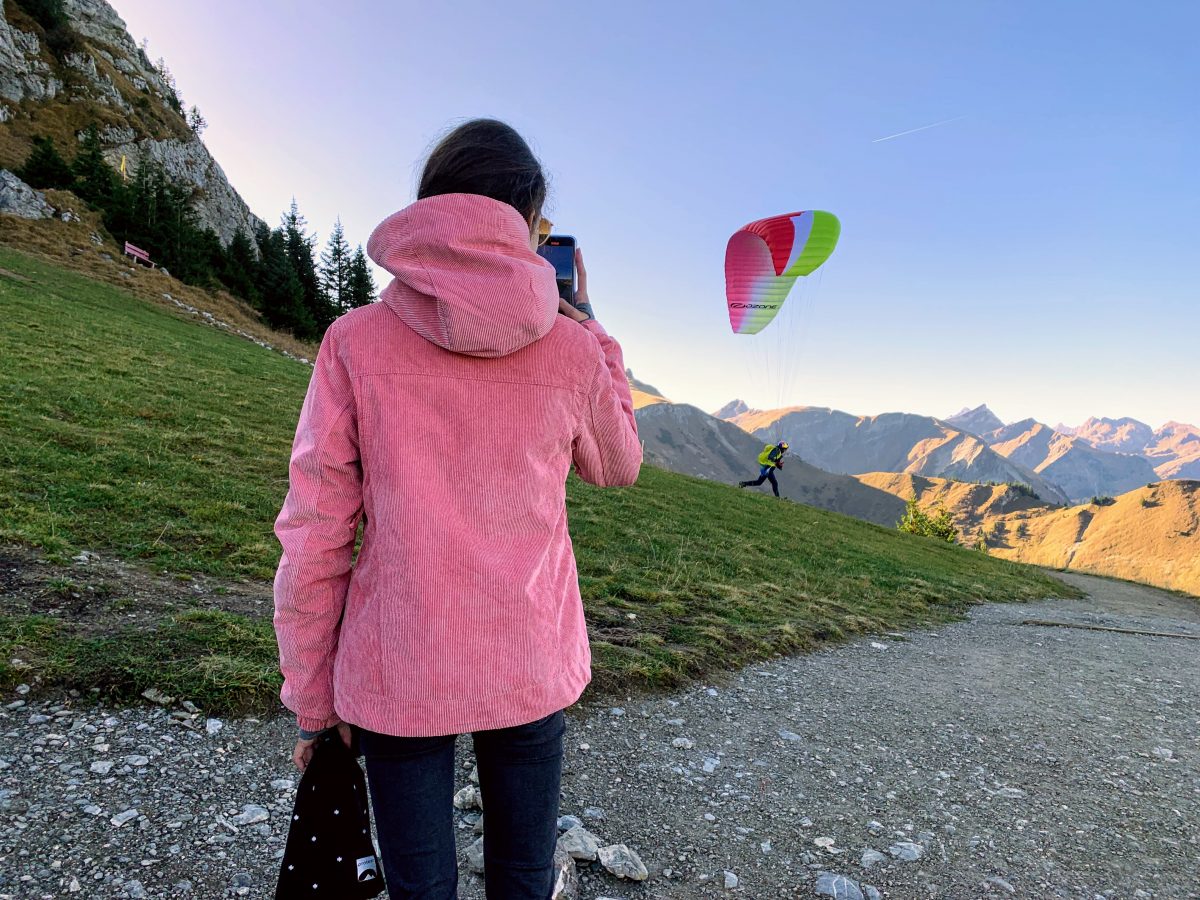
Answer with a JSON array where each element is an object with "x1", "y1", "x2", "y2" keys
[
  {"x1": 358, "y1": 710, "x2": 565, "y2": 900},
  {"x1": 741, "y1": 465, "x2": 780, "y2": 496}
]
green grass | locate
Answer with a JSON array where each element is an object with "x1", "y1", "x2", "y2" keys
[
  {"x1": 0, "y1": 246, "x2": 1079, "y2": 711},
  {"x1": 1, "y1": 247, "x2": 297, "y2": 577},
  {"x1": 0, "y1": 610, "x2": 280, "y2": 714}
]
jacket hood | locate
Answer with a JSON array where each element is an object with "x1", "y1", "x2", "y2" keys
[{"x1": 366, "y1": 193, "x2": 559, "y2": 358}]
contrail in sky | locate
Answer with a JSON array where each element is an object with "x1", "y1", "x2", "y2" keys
[{"x1": 872, "y1": 116, "x2": 965, "y2": 143}]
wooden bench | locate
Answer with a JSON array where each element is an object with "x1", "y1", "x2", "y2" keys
[{"x1": 123, "y1": 241, "x2": 155, "y2": 268}]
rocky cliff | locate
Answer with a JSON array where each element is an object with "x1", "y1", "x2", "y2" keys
[{"x1": 0, "y1": 0, "x2": 262, "y2": 244}]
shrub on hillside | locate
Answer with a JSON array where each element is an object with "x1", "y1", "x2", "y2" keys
[
  {"x1": 15, "y1": 137, "x2": 74, "y2": 191},
  {"x1": 1006, "y1": 481, "x2": 1040, "y2": 500},
  {"x1": 973, "y1": 527, "x2": 989, "y2": 553},
  {"x1": 1090, "y1": 495, "x2": 1116, "y2": 506},
  {"x1": 897, "y1": 496, "x2": 959, "y2": 543}
]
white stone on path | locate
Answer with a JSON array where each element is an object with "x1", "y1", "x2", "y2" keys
[
  {"x1": 230, "y1": 804, "x2": 269, "y2": 826},
  {"x1": 551, "y1": 847, "x2": 578, "y2": 899},
  {"x1": 556, "y1": 825, "x2": 600, "y2": 861},
  {"x1": 887, "y1": 840, "x2": 924, "y2": 862},
  {"x1": 815, "y1": 872, "x2": 865, "y2": 900},
  {"x1": 454, "y1": 784, "x2": 482, "y2": 810},
  {"x1": 597, "y1": 843, "x2": 648, "y2": 881},
  {"x1": 466, "y1": 836, "x2": 484, "y2": 874},
  {"x1": 861, "y1": 849, "x2": 886, "y2": 869}
]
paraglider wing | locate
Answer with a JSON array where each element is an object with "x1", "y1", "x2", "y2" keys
[{"x1": 725, "y1": 210, "x2": 840, "y2": 335}]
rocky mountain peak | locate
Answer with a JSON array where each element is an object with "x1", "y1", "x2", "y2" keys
[
  {"x1": 1075, "y1": 416, "x2": 1155, "y2": 454},
  {"x1": 712, "y1": 399, "x2": 750, "y2": 420},
  {"x1": 625, "y1": 369, "x2": 665, "y2": 400},
  {"x1": 944, "y1": 403, "x2": 1004, "y2": 436}
]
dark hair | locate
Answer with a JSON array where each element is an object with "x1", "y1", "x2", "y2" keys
[{"x1": 417, "y1": 119, "x2": 547, "y2": 223}]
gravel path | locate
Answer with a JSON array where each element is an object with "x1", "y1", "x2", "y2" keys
[{"x1": 2, "y1": 572, "x2": 1197, "y2": 899}]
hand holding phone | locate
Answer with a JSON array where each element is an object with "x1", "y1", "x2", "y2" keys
[
  {"x1": 538, "y1": 237, "x2": 594, "y2": 321},
  {"x1": 567, "y1": 248, "x2": 593, "y2": 321}
]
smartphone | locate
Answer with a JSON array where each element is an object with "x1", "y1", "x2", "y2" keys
[{"x1": 537, "y1": 235, "x2": 576, "y2": 303}]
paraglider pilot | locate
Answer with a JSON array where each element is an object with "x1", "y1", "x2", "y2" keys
[{"x1": 739, "y1": 441, "x2": 789, "y2": 497}]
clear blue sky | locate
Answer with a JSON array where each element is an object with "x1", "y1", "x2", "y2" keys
[{"x1": 115, "y1": 0, "x2": 1198, "y2": 429}]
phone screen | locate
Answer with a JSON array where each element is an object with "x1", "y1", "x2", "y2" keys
[{"x1": 537, "y1": 236, "x2": 576, "y2": 302}]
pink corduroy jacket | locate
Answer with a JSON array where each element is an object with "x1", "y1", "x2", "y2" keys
[{"x1": 272, "y1": 193, "x2": 641, "y2": 738}]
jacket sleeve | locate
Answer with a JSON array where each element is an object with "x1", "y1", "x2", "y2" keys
[
  {"x1": 273, "y1": 321, "x2": 363, "y2": 733},
  {"x1": 572, "y1": 319, "x2": 642, "y2": 487}
]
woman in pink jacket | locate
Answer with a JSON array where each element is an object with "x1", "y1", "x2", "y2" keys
[{"x1": 272, "y1": 119, "x2": 642, "y2": 899}]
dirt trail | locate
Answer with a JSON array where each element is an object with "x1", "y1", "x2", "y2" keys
[{"x1": 1, "y1": 572, "x2": 1196, "y2": 899}]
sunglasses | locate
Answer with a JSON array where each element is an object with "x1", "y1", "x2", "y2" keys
[{"x1": 537, "y1": 216, "x2": 553, "y2": 247}]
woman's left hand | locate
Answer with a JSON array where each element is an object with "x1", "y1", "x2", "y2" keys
[{"x1": 292, "y1": 722, "x2": 353, "y2": 773}]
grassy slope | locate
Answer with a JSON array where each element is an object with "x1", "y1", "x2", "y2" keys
[{"x1": 0, "y1": 246, "x2": 1078, "y2": 711}]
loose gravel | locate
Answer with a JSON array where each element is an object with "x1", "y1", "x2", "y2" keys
[{"x1": 1, "y1": 572, "x2": 1196, "y2": 899}]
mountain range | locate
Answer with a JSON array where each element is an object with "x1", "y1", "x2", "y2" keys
[
  {"x1": 715, "y1": 400, "x2": 1197, "y2": 504},
  {"x1": 972, "y1": 407, "x2": 1200, "y2": 485},
  {"x1": 983, "y1": 419, "x2": 1157, "y2": 502},
  {"x1": 728, "y1": 406, "x2": 1073, "y2": 504},
  {"x1": 623, "y1": 383, "x2": 1198, "y2": 594}
]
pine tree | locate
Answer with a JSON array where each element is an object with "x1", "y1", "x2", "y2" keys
[
  {"x1": 187, "y1": 105, "x2": 207, "y2": 137},
  {"x1": 16, "y1": 136, "x2": 74, "y2": 190},
  {"x1": 109, "y1": 157, "x2": 163, "y2": 249},
  {"x1": 102, "y1": 155, "x2": 223, "y2": 286},
  {"x1": 256, "y1": 223, "x2": 315, "y2": 337},
  {"x1": 221, "y1": 228, "x2": 260, "y2": 306},
  {"x1": 319, "y1": 218, "x2": 352, "y2": 312},
  {"x1": 154, "y1": 57, "x2": 183, "y2": 113},
  {"x1": 347, "y1": 245, "x2": 377, "y2": 308},
  {"x1": 283, "y1": 200, "x2": 336, "y2": 333},
  {"x1": 71, "y1": 125, "x2": 117, "y2": 209}
]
